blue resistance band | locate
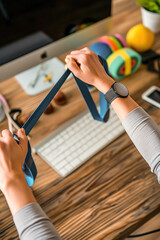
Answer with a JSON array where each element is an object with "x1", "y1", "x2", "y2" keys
[
  {"x1": 17, "y1": 45, "x2": 110, "y2": 186},
  {"x1": 23, "y1": 57, "x2": 110, "y2": 136}
]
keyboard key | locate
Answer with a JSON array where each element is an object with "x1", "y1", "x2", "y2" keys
[{"x1": 33, "y1": 107, "x2": 124, "y2": 177}]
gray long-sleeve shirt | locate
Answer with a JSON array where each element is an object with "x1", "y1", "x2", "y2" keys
[{"x1": 13, "y1": 107, "x2": 160, "y2": 240}]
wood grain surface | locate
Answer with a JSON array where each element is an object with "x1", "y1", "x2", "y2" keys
[{"x1": 0, "y1": 5, "x2": 160, "y2": 240}]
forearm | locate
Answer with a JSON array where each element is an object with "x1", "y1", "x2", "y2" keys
[
  {"x1": 2, "y1": 173, "x2": 36, "y2": 215},
  {"x1": 99, "y1": 78, "x2": 160, "y2": 181}
]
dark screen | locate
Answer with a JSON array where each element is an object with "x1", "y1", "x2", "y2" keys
[
  {"x1": 0, "y1": 0, "x2": 111, "y2": 48},
  {"x1": 148, "y1": 89, "x2": 160, "y2": 103}
]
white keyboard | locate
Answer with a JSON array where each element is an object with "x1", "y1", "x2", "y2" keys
[{"x1": 33, "y1": 107, "x2": 125, "y2": 177}]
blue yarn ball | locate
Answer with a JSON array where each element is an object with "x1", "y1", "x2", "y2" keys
[{"x1": 89, "y1": 42, "x2": 112, "y2": 60}]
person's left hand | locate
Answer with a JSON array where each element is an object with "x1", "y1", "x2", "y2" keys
[{"x1": 0, "y1": 128, "x2": 28, "y2": 193}]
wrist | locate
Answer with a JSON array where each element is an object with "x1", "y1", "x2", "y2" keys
[
  {"x1": 2, "y1": 172, "x2": 36, "y2": 215},
  {"x1": 2, "y1": 171, "x2": 26, "y2": 196},
  {"x1": 95, "y1": 76, "x2": 115, "y2": 94}
]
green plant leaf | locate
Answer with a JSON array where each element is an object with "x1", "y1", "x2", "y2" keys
[{"x1": 137, "y1": 0, "x2": 160, "y2": 13}]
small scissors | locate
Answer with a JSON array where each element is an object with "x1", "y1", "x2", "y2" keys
[{"x1": 29, "y1": 63, "x2": 53, "y2": 88}]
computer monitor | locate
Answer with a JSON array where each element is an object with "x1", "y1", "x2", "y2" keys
[{"x1": 0, "y1": 0, "x2": 112, "y2": 81}]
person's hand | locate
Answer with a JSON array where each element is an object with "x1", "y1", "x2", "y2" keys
[
  {"x1": 65, "y1": 47, "x2": 114, "y2": 93},
  {"x1": 0, "y1": 128, "x2": 28, "y2": 193}
]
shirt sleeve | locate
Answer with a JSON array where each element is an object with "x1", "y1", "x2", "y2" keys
[
  {"x1": 13, "y1": 202, "x2": 62, "y2": 240},
  {"x1": 122, "y1": 106, "x2": 160, "y2": 183}
]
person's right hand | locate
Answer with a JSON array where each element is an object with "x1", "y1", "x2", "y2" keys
[
  {"x1": 0, "y1": 128, "x2": 28, "y2": 193},
  {"x1": 65, "y1": 47, "x2": 114, "y2": 93}
]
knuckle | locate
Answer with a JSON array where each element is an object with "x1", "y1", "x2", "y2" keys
[
  {"x1": 83, "y1": 47, "x2": 89, "y2": 51},
  {"x1": 87, "y1": 48, "x2": 92, "y2": 53},
  {"x1": 70, "y1": 50, "x2": 76, "y2": 54},
  {"x1": 90, "y1": 51, "x2": 97, "y2": 58},
  {"x1": 81, "y1": 54, "x2": 88, "y2": 63}
]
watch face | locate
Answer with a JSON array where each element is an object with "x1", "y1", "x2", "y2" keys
[{"x1": 113, "y1": 82, "x2": 129, "y2": 97}]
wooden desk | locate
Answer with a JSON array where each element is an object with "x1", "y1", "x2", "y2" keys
[{"x1": 0, "y1": 7, "x2": 160, "y2": 240}]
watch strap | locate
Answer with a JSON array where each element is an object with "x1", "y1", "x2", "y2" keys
[
  {"x1": 104, "y1": 82, "x2": 129, "y2": 104},
  {"x1": 104, "y1": 86, "x2": 118, "y2": 103}
]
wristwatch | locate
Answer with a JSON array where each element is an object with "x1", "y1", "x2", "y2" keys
[{"x1": 104, "y1": 82, "x2": 129, "y2": 104}]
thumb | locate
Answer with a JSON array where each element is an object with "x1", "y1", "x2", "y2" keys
[
  {"x1": 17, "y1": 128, "x2": 28, "y2": 153},
  {"x1": 65, "y1": 57, "x2": 81, "y2": 76}
]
